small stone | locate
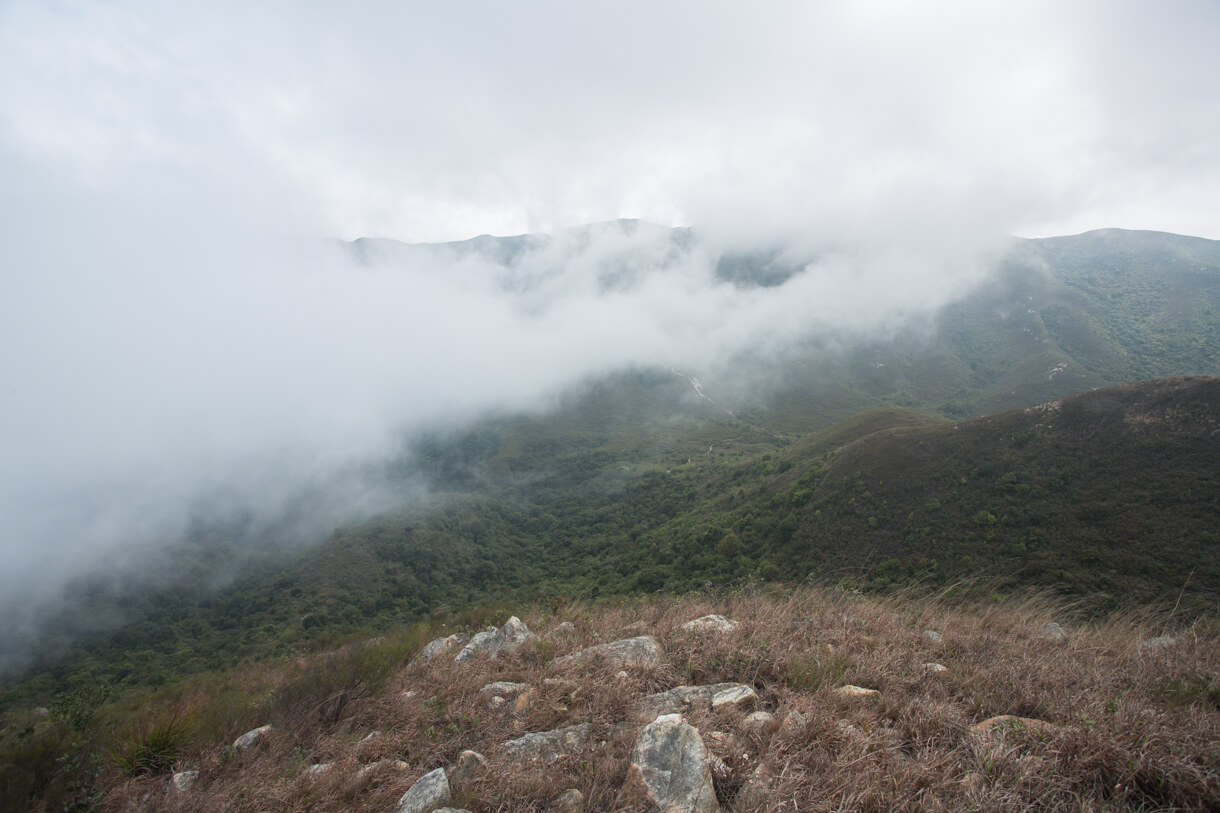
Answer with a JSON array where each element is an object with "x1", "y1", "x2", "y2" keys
[
  {"x1": 616, "y1": 670, "x2": 629, "y2": 679},
  {"x1": 547, "y1": 788, "x2": 584, "y2": 813},
  {"x1": 513, "y1": 689, "x2": 535, "y2": 714},
  {"x1": 834, "y1": 685, "x2": 879, "y2": 699},
  {"x1": 303, "y1": 763, "x2": 332, "y2": 776},
  {"x1": 711, "y1": 685, "x2": 758, "y2": 710},
  {"x1": 402, "y1": 690, "x2": 420, "y2": 700},
  {"x1": 680, "y1": 615, "x2": 740, "y2": 634},
  {"x1": 922, "y1": 630, "x2": 943, "y2": 643},
  {"x1": 735, "y1": 765, "x2": 772, "y2": 809},
  {"x1": 550, "y1": 621, "x2": 577, "y2": 639},
  {"x1": 356, "y1": 759, "x2": 410, "y2": 779},
  {"x1": 489, "y1": 696, "x2": 507, "y2": 708},
  {"x1": 394, "y1": 767, "x2": 451, "y2": 813},
  {"x1": 171, "y1": 770, "x2": 198, "y2": 792},
  {"x1": 1038, "y1": 622, "x2": 1066, "y2": 642},
  {"x1": 777, "y1": 710, "x2": 808, "y2": 740},
  {"x1": 481, "y1": 681, "x2": 529, "y2": 698},
  {"x1": 1141, "y1": 635, "x2": 1176, "y2": 650},
  {"x1": 233, "y1": 724, "x2": 272, "y2": 751},
  {"x1": 922, "y1": 662, "x2": 948, "y2": 675},
  {"x1": 969, "y1": 715, "x2": 1057, "y2": 738},
  {"x1": 741, "y1": 711, "x2": 775, "y2": 736},
  {"x1": 449, "y1": 750, "x2": 486, "y2": 786},
  {"x1": 361, "y1": 731, "x2": 382, "y2": 743}
]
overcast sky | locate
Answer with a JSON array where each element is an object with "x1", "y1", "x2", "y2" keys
[{"x1": 1, "y1": 0, "x2": 1218, "y2": 669}]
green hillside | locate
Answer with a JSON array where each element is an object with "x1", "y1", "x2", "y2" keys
[{"x1": 7, "y1": 377, "x2": 1217, "y2": 714}]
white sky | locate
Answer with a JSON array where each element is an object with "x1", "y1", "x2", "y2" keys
[
  {"x1": 2, "y1": 0, "x2": 1217, "y2": 243},
  {"x1": 0, "y1": 0, "x2": 1218, "y2": 669}
]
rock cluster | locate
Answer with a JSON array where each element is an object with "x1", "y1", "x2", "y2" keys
[{"x1": 169, "y1": 611, "x2": 1084, "y2": 811}]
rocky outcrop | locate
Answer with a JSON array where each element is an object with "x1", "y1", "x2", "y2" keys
[
  {"x1": 414, "y1": 633, "x2": 471, "y2": 665},
  {"x1": 393, "y1": 767, "x2": 451, "y2": 813},
  {"x1": 554, "y1": 635, "x2": 663, "y2": 670},
  {"x1": 233, "y1": 724, "x2": 272, "y2": 751},
  {"x1": 455, "y1": 617, "x2": 537, "y2": 663},
  {"x1": 627, "y1": 713, "x2": 720, "y2": 813},
  {"x1": 680, "y1": 615, "x2": 740, "y2": 634},
  {"x1": 636, "y1": 683, "x2": 756, "y2": 723},
  {"x1": 502, "y1": 722, "x2": 591, "y2": 763}
]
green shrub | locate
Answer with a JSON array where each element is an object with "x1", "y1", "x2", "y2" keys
[{"x1": 109, "y1": 709, "x2": 195, "y2": 775}]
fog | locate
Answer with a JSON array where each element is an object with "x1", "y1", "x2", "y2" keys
[{"x1": 2, "y1": 0, "x2": 1218, "y2": 672}]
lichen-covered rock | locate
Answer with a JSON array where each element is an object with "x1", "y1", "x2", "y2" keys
[
  {"x1": 233, "y1": 724, "x2": 272, "y2": 751},
  {"x1": 627, "y1": 714, "x2": 720, "y2": 813},
  {"x1": 171, "y1": 770, "x2": 198, "y2": 792},
  {"x1": 922, "y1": 662, "x2": 948, "y2": 675},
  {"x1": 554, "y1": 635, "x2": 662, "y2": 670},
  {"x1": 502, "y1": 723, "x2": 591, "y2": 763},
  {"x1": 303, "y1": 762, "x2": 332, "y2": 776},
  {"x1": 680, "y1": 615, "x2": 740, "y2": 634},
  {"x1": 394, "y1": 767, "x2": 451, "y2": 813},
  {"x1": 636, "y1": 683, "x2": 754, "y2": 722},
  {"x1": 455, "y1": 617, "x2": 537, "y2": 662},
  {"x1": 922, "y1": 629, "x2": 943, "y2": 643}
]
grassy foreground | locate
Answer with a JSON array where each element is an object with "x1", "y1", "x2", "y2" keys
[{"x1": 4, "y1": 585, "x2": 1218, "y2": 812}]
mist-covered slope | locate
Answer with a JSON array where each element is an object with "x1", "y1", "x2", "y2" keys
[{"x1": 4, "y1": 225, "x2": 1219, "y2": 694}]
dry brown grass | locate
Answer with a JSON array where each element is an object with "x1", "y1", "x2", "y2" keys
[{"x1": 86, "y1": 586, "x2": 1219, "y2": 811}]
